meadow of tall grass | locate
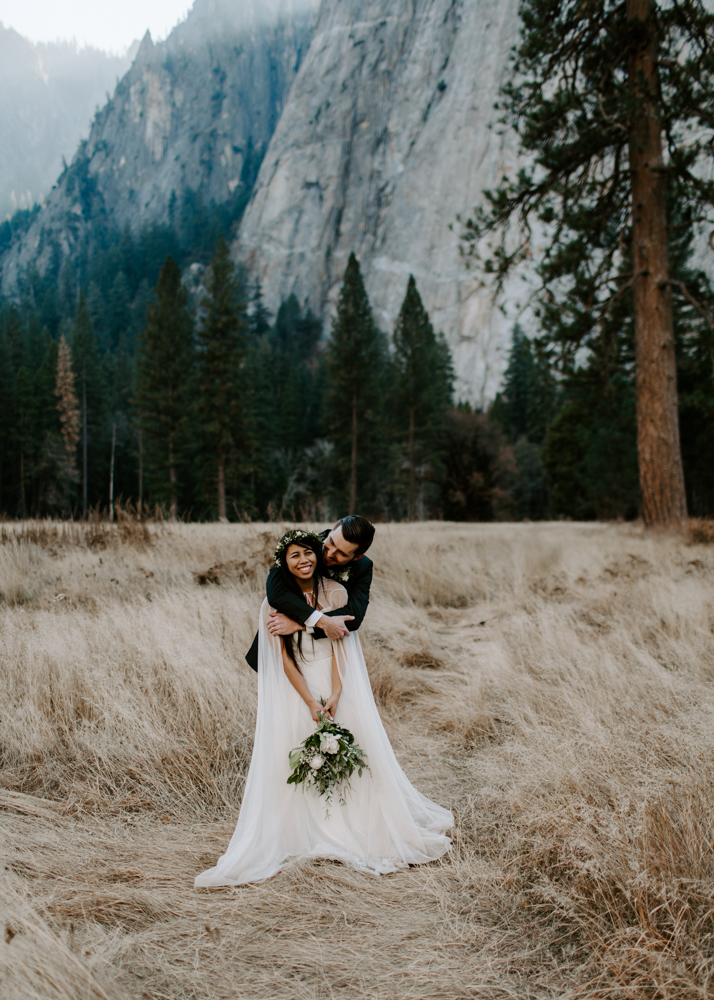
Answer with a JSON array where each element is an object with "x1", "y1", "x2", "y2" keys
[{"x1": 0, "y1": 518, "x2": 713, "y2": 999}]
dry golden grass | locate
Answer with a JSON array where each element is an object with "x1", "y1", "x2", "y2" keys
[{"x1": 1, "y1": 519, "x2": 713, "y2": 998}]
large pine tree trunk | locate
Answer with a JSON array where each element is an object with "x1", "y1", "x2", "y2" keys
[
  {"x1": 408, "y1": 407, "x2": 416, "y2": 521},
  {"x1": 349, "y1": 390, "x2": 358, "y2": 515},
  {"x1": 627, "y1": 0, "x2": 686, "y2": 525},
  {"x1": 217, "y1": 449, "x2": 227, "y2": 522}
]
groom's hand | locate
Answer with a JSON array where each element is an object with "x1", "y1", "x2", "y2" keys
[
  {"x1": 317, "y1": 615, "x2": 354, "y2": 640},
  {"x1": 267, "y1": 613, "x2": 304, "y2": 636}
]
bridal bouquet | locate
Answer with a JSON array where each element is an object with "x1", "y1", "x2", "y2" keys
[{"x1": 287, "y1": 709, "x2": 369, "y2": 805}]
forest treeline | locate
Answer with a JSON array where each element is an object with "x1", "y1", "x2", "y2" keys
[{"x1": 0, "y1": 200, "x2": 713, "y2": 522}]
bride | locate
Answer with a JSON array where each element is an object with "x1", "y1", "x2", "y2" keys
[{"x1": 195, "y1": 529, "x2": 453, "y2": 886}]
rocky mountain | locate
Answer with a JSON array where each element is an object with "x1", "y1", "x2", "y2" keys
[
  {"x1": 1, "y1": 0, "x2": 522, "y2": 403},
  {"x1": 0, "y1": 0, "x2": 317, "y2": 294},
  {"x1": 0, "y1": 25, "x2": 133, "y2": 219},
  {"x1": 237, "y1": 0, "x2": 522, "y2": 404}
]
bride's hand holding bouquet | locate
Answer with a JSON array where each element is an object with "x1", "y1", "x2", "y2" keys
[{"x1": 288, "y1": 699, "x2": 369, "y2": 806}]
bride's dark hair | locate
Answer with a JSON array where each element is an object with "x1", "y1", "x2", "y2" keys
[{"x1": 277, "y1": 534, "x2": 324, "y2": 668}]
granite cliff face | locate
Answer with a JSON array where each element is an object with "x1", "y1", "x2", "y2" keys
[
  {"x1": 236, "y1": 0, "x2": 522, "y2": 404},
  {"x1": 2, "y1": 0, "x2": 522, "y2": 401},
  {"x1": 0, "y1": 0, "x2": 316, "y2": 294}
]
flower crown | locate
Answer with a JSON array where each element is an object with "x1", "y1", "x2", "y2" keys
[{"x1": 273, "y1": 529, "x2": 322, "y2": 568}]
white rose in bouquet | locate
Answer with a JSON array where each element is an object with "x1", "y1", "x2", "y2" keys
[
  {"x1": 309, "y1": 754, "x2": 324, "y2": 770},
  {"x1": 321, "y1": 735, "x2": 340, "y2": 755}
]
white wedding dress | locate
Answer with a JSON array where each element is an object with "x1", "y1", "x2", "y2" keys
[{"x1": 195, "y1": 578, "x2": 453, "y2": 886}]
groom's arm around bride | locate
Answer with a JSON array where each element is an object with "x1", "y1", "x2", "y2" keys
[{"x1": 245, "y1": 516, "x2": 375, "y2": 672}]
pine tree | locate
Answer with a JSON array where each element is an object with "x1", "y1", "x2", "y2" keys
[
  {"x1": 243, "y1": 333, "x2": 280, "y2": 515},
  {"x1": 196, "y1": 237, "x2": 247, "y2": 521},
  {"x1": 242, "y1": 294, "x2": 324, "y2": 517},
  {"x1": 542, "y1": 372, "x2": 640, "y2": 519},
  {"x1": 0, "y1": 316, "x2": 15, "y2": 513},
  {"x1": 442, "y1": 404, "x2": 516, "y2": 521},
  {"x1": 134, "y1": 255, "x2": 194, "y2": 521},
  {"x1": 35, "y1": 332, "x2": 59, "y2": 441},
  {"x1": 47, "y1": 334, "x2": 79, "y2": 513},
  {"x1": 249, "y1": 280, "x2": 271, "y2": 341},
  {"x1": 499, "y1": 325, "x2": 533, "y2": 443},
  {"x1": 55, "y1": 334, "x2": 80, "y2": 471},
  {"x1": 71, "y1": 290, "x2": 104, "y2": 518},
  {"x1": 464, "y1": 0, "x2": 714, "y2": 526},
  {"x1": 324, "y1": 253, "x2": 389, "y2": 515},
  {"x1": 13, "y1": 367, "x2": 34, "y2": 517},
  {"x1": 671, "y1": 209, "x2": 714, "y2": 516},
  {"x1": 392, "y1": 275, "x2": 453, "y2": 519}
]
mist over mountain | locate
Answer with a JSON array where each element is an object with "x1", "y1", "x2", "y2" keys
[
  {"x1": 0, "y1": 0, "x2": 318, "y2": 295},
  {"x1": 0, "y1": 24, "x2": 134, "y2": 220}
]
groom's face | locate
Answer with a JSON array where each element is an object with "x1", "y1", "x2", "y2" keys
[{"x1": 322, "y1": 526, "x2": 359, "y2": 567}]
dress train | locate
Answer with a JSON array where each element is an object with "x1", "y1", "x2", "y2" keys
[{"x1": 195, "y1": 580, "x2": 452, "y2": 886}]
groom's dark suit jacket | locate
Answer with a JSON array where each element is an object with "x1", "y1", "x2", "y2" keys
[{"x1": 245, "y1": 533, "x2": 373, "y2": 672}]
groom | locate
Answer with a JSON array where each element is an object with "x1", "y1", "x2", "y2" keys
[{"x1": 245, "y1": 515, "x2": 375, "y2": 672}]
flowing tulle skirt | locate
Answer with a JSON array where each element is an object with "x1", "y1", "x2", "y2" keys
[{"x1": 195, "y1": 600, "x2": 453, "y2": 887}]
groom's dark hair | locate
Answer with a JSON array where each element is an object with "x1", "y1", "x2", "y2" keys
[{"x1": 335, "y1": 515, "x2": 375, "y2": 555}]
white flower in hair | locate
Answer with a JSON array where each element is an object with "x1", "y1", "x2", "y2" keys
[{"x1": 273, "y1": 529, "x2": 321, "y2": 568}]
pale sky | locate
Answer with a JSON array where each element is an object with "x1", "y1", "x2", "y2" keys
[{"x1": 0, "y1": 0, "x2": 193, "y2": 54}]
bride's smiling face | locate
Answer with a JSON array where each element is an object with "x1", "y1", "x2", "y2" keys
[{"x1": 284, "y1": 543, "x2": 317, "y2": 580}]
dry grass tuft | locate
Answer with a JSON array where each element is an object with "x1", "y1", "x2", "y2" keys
[
  {"x1": 0, "y1": 505, "x2": 154, "y2": 558},
  {"x1": 193, "y1": 558, "x2": 256, "y2": 585},
  {"x1": 193, "y1": 529, "x2": 278, "y2": 586},
  {"x1": 686, "y1": 517, "x2": 714, "y2": 544},
  {"x1": 1, "y1": 520, "x2": 714, "y2": 997},
  {"x1": 402, "y1": 650, "x2": 445, "y2": 670}
]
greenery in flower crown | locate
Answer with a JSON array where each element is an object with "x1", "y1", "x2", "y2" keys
[
  {"x1": 273, "y1": 529, "x2": 322, "y2": 568},
  {"x1": 287, "y1": 706, "x2": 369, "y2": 806}
]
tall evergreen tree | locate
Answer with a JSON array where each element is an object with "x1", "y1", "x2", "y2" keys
[
  {"x1": 55, "y1": 334, "x2": 80, "y2": 468},
  {"x1": 134, "y1": 255, "x2": 194, "y2": 521},
  {"x1": 463, "y1": 0, "x2": 714, "y2": 526},
  {"x1": 392, "y1": 275, "x2": 453, "y2": 519},
  {"x1": 54, "y1": 333, "x2": 80, "y2": 511},
  {"x1": 442, "y1": 404, "x2": 517, "y2": 521},
  {"x1": 30, "y1": 334, "x2": 65, "y2": 514},
  {"x1": 0, "y1": 316, "x2": 15, "y2": 512},
  {"x1": 242, "y1": 295, "x2": 323, "y2": 517},
  {"x1": 71, "y1": 290, "x2": 103, "y2": 518},
  {"x1": 495, "y1": 324, "x2": 558, "y2": 444},
  {"x1": 196, "y1": 236, "x2": 247, "y2": 521},
  {"x1": 12, "y1": 367, "x2": 34, "y2": 517},
  {"x1": 490, "y1": 325, "x2": 557, "y2": 519},
  {"x1": 542, "y1": 372, "x2": 640, "y2": 519},
  {"x1": 324, "y1": 253, "x2": 389, "y2": 515},
  {"x1": 243, "y1": 333, "x2": 281, "y2": 515},
  {"x1": 249, "y1": 280, "x2": 271, "y2": 341},
  {"x1": 671, "y1": 213, "x2": 714, "y2": 516}
]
